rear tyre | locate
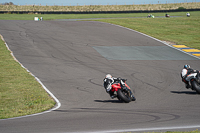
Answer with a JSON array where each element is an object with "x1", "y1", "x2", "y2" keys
[
  {"x1": 117, "y1": 89, "x2": 131, "y2": 103},
  {"x1": 191, "y1": 80, "x2": 200, "y2": 94}
]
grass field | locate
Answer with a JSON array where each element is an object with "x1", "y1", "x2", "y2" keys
[
  {"x1": 0, "y1": 36, "x2": 55, "y2": 119},
  {"x1": 151, "y1": 130, "x2": 200, "y2": 133},
  {"x1": 0, "y1": 10, "x2": 199, "y2": 119}
]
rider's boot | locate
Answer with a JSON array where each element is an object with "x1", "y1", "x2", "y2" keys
[
  {"x1": 184, "y1": 80, "x2": 191, "y2": 89},
  {"x1": 111, "y1": 95, "x2": 117, "y2": 99},
  {"x1": 131, "y1": 95, "x2": 136, "y2": 101},
  {"x1": 186, "y1": 83, "x2": 191, "y2": 89},
  {"x1": 109, "y1": 91, "x2": 116, "y2": 99},
  {"x1": 129, "y1": 91, "x2": 136, "y2": 101}
]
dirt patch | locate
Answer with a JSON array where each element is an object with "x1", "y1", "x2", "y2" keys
[{"x1": 162, "y1": 40, "x2": 177, "y2": 45}]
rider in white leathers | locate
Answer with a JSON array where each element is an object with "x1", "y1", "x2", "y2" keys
[
  {"x1": 103, "y1": 74, "x2": 121, "y2": 98},
  {"x1": 103, "y1": 74, "x2": 136, "y2": 101},
  {"x1": 181, "y1": 64, "x2": 200, "y2": 89}
]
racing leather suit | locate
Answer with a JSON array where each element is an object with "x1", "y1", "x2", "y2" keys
[
  {"x1": 181, "y1": 68, "x2": 199, "y2": 88},
  {"x1": 103, "y1": 77, "x2": 119, "y2": 98},
  {"x1": 103, "y1": 77, "x2": 136, "y2": 101}
]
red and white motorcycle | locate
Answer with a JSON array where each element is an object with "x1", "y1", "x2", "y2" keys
[
  {"x1": 104, "y1": 77, "x2": 136, "y2": 103},
  {"x1": 187, "y1": 73, "x2": 200, "y2": 94},
  {"x1": 182, "y1": 70, "x2": 200, "y2": 94}
]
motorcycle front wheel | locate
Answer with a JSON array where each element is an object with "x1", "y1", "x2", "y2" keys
[
  {"x1": 191, "y1": 80, "x2": 200, "y2": 94},
  {"x1": 117, "y1": 89, "x2": 131, "y2": 103}
]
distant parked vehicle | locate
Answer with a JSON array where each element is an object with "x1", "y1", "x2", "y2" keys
[
  {"x1": 165, "y1": 14, "x2": 170, "y2": 17},
  {"x1": 186, "y1": 12, "x2": 190, "y2": 17},
  {"x1": 147, "y1": 14, "x2": 154, "y2": 18}
]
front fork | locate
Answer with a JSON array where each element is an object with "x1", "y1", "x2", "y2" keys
[{"x1": 122, "y1": 86, "x2": 136, "y2": 100}]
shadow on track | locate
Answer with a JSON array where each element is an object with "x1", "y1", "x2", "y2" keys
[
  {"x1": 94, "y1": 100, "x2": 124, "y2": 103},
  {"x1": 171, "y1": 91, "x2": 198, "y2": 95}
]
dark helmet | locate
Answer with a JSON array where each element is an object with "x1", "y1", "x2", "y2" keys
[{"x1": 184, "y1": 64, "x2": 190, "y2": 69}]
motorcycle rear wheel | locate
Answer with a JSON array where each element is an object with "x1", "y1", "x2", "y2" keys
[
  {"x1": 117, "y1": 89, "x2": 131, "y2": 103},
  {"x1": 191, "y1": 80, "x2": 200, "y2": 94}
]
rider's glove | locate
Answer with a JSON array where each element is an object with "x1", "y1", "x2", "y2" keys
[{"x1": 120, "y1": 80, "x2": 125, "y2": 86}]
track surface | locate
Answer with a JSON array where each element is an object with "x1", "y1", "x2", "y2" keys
[{"x1": 0, "y1": 20, "x2": 200, "y2": 133}]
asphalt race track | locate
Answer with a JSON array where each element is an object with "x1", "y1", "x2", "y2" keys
[{"x1": 0, "y1": 20, "x2": 200, "y2": 133}]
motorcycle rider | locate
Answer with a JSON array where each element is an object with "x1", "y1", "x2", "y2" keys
[
  {"x1": 181, "y1": 64, "x2": 200, "y2": 89},
  {"x1": 103, "y1": 74, "x2": 136, "y2": 101}
]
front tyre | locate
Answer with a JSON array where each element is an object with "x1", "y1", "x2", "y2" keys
[
  {"x1": 191, "y1": 80, "x2": 200, "y2": 94},
  {"x1": 117, "y1": 89, "x2": 131, "y2": 103}
]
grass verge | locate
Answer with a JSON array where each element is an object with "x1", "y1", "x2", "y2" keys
[
  {"x1": 151, "y1": 130, "x2": 200, "y2": 133},
  {"x1": 0, "y1": 11, "x2": 196, "y2": 19},
  {"x1": 0, "y1": 35, "x2": 55, "y2": 119},
  {"x1": 95, "y1": 11, "x2": 200, "y2": 50}
]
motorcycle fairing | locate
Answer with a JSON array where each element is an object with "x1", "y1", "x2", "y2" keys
[
  {"x1": 186, "y1": 73, "x2": 197, "y2": 81},
  {"x1": 111, "y1": 82, "x2": 131, "y2": 92}
]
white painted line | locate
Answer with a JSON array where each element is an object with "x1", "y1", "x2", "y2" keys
[
  {"x1": 0, "y1": 35, "x2": 61, "y2": 120},
  {"x1": 73, "y1": 125, "x2": 200, "y2": 133}
]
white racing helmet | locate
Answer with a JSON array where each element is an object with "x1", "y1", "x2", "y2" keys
[{"x1": 105, "y1": 74, "x2": 112, "y2": 79}]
